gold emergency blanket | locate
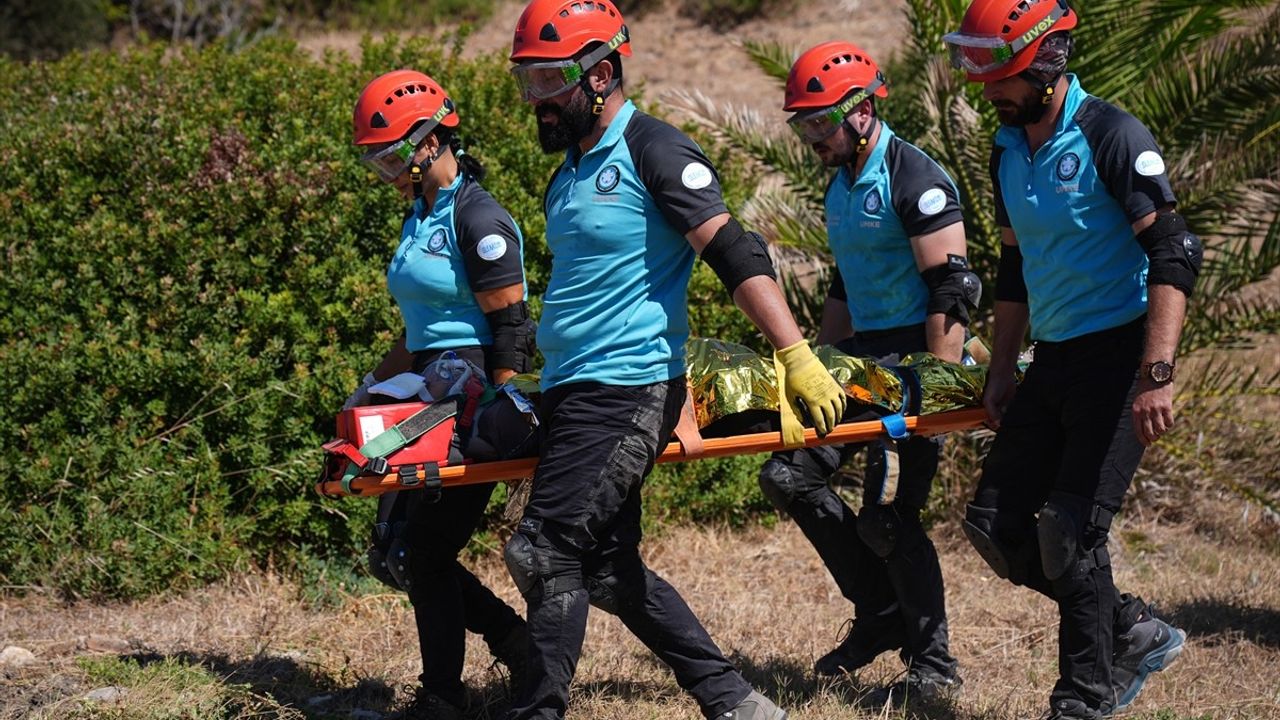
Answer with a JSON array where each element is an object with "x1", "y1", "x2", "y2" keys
[
  {"x1": 509, "y1": 338, "x2": 987, "y2": 428},
  {"x1": 685, "y1": 338, "x2": 987, "y2": 428}
]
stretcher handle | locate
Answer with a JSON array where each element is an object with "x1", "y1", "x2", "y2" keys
[{"x1": 316, "y1": 407, "x2": 989, "y2": 498}]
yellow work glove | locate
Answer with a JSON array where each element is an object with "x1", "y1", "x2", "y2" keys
[{"x1": 774, "y1": 339, "x2": 847, "y2": 443}]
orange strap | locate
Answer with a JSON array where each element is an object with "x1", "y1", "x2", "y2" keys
[{"x1": 673, "y1": 384, "x2": 704, "y2": 457}]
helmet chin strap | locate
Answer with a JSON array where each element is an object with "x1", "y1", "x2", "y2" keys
[
  {"x1": 845, "y1": 115, "x2": 879, "y2": 156},
  {"x1": 578, "y1": 76, "x2": 619, "y2": 116},
  {"x1": 408, "y1": 143, "x2": 447, "y2": 201},
  {"x1": 1017, "y1": 71, "x2": 1061, "y2": 123}
]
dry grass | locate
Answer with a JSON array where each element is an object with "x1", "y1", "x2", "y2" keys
[{"x1": 3, "y1": 498, "x2": 1279, "y2": 720}]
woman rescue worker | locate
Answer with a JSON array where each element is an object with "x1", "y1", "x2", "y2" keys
[{"x1": 346, "y1": 69, "x2": 535, "y2": 720}]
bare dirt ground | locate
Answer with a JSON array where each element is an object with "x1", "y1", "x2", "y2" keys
[
  {"x1": 298, "y1": 0, "x2": 906, "y2": 126},
  {"x1": 3, "y1": 504, "x2": 1279, "y2": 719}
]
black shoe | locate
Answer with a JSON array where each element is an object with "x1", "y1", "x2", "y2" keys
[
  {"x1": 719, "y1": 690, "x2": 788, "y2": 719},
  {"x1": 860, "y1": 669, "x2": 962, "y2": 709},
  {"x1": 395, "y1": 688, "x2": 466, "y2": 720},
  {"x1": 1107, "y1": 612, "x2": 1186, "y2": 714},
  {"x1": 488, "y1": 622, "x2": 529, "y2": 695},
  {"x1": 814, "y1": 608, "x2": 906, "y2": 677},
  {"x1": 1042, "y1": 698, "x2": 1102, "y2": 720}
]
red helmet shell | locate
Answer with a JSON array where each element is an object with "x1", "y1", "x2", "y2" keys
[
  {"x1": 352, "y1": 70, "x2": 458, "y2": 147},
  {"x1": 784, "y1": 41, "x2": 888, "y2": 112},
  {"x1": 510, "y1": 0, "x2": 632, "y2": 61},
  {"x1": 958, "y1": 0, "x2": 1077, "y2": 82}
]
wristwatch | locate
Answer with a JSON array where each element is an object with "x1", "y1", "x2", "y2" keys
[{"x1": 1142, "y1": 360, "x2": 1175, "y2": 383}]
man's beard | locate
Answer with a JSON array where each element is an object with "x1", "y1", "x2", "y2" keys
[
  {"x1": 993, "y1": 95, "x2": 1050, "y2": 127},
  {"x1": 536, "y1": 92, "x2": 598, "y2": 153}
]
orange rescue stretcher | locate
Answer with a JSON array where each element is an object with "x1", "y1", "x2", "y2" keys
[{"x1": 315, "y1": 406, "x2": 988, "y2": 499}]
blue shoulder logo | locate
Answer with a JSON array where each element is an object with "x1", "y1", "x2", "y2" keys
[
  {"x1": 1056, "y1": 152, "x2": 1081, "y2": 182},
  {"x1": 596, "y1": 164, "x2": 621, "y2": 193},
  {"x1": 426, "y1": 229, "x2": 448, "y2": 254},
  {"x1": 863, "y1": 189, "x2": 882, "y2": 215}
]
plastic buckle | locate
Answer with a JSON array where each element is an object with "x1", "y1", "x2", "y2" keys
[
  {"x1": 365, "y1": 456, "x2": 390, "y2": 477},
  {"x1": 397, "y1": 464, "x2": 421, "y2": 488},
  {"x1": 422, "y1": 463, "x2": 443, "y2": 504}
]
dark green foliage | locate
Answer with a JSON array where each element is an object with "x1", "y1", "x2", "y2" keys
[
  {"x1": 0, "y1": 37, "x2": 555, "y2": 598},
  {"x1": 0, "y1": 36, "x2": 765, "y2": 599}
]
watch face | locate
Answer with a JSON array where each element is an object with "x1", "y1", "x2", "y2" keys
[{"x1": 1149, "y1": 361, "x2": 1174, "y2": 383}]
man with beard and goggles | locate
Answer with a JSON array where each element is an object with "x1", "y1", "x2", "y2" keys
[
  {"x1": 761, "y1": 41, "x2": 974, "y2": 709},
  {"x1": 944, "y1": 1, "x2": 1198, "y2": 718},
  {"x1": 502, "y1": 1, "x2": 848, "y2": 718}
]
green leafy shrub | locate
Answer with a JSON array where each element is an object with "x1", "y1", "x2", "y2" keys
[{"x1": 0, "y1": 35, "x2": 763, "y2": 599}]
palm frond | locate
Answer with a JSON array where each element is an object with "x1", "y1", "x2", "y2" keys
[{"x1": 740, "y1": 39, "x2": 795, "y2": 87}]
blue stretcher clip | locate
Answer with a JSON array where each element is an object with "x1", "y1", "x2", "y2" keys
[{"x1": 881, "y1": 413, "x2": 909, "y2": 440}]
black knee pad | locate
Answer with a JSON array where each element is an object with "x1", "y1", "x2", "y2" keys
[
  {"x1": 857, "y1": 503, "x2": 901, "y2": 558},
  {"x1": 758, "y1": 457, "x2": 797, "y2": 512},
  {"x1": 963, "y1": 503, "x2": 1016, "y2": 579},
  {"x1": 503, "y1": 526, "x2": 584, "y2": 600},
  {"x1": 384, "y1": 537, "x2": 413, "y2": 591},
  {"x1": 1038, "y1": 492, "x2": 1113, "y2": 582}
]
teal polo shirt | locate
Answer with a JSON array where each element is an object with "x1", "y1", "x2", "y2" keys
[{"x1": 991, "y1": 75, "x2": 1176, "y2": 342}]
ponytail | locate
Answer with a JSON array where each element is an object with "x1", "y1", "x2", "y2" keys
[{"x1": 436, "y1": 128, "x2": 487, "y2": 182}]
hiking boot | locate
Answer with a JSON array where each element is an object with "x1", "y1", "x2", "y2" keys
[
  {"x1": 719, "y1": 690, "x2": 788, "y2": 719},
  {"x1": 814, "y1": 608, "x2": 906, "y2": 677},
  {"x1": 1106, "y1": 613, "x2": 1186, "y2": 715},
  {"x1": 396, "y1": 688, "x2": 466, "y2": 720},
  {"x1": 1042, "y1": 698, "x2": 1102, "y2": 720},
  {"x1": 488, "y1": 621, "x2": 529, "y2": 695},
  {"x1": 860, "y1": 669, "x2": 962, "y2": 709}
]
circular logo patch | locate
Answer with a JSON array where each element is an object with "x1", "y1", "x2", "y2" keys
[
  {"x1": 681, "y1": 162, "x2": 713, "y2": 190},
  {"x1": 426, "y1": 229, "x2": 448, "y2": 254},
  {"x1": 917, "y1": 188, "x2": 947, "y2": 216},
  {"x1": 1056, "y1": 152, "x2": 1081, "y2": 181},
  {"x1": 595, "y1": 164, "x2": 620, "y2": 193},
  {"x1": 476, "y1": 234, "x2": 507, "y2": 261},
  {"x1": 863, "y1": 189, "x2": 882, "y2": 215},
  {"x1": 1135, "y1": 150, "x2": 1165, "y2": 177}
]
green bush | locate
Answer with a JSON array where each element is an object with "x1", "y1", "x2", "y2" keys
[{"x1": 0, "y1": 36, "x2": 763, "y2": 599}]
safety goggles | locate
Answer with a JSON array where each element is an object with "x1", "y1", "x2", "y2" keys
[
  {"x1": 359, "y1": 98, "x2": 455, "y2": 182},
  {"x1": 786, "y1": 75, "x2": 885, "y2": 145},
  {"x1": 510, "y1": 27, "x2": 628, "y2": 101},
  {"x1": 943, "y1": 0, "x2": 1069, "y2": 75}
]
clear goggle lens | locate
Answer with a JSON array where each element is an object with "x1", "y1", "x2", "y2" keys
[
  {"x1": 942, "y1": 33, "x2": 1016, "y2": 75},
  {"x1": 510, "y1": 61, "x2": 583, "y2": 101},
  {"x1": 361, "y1": 140, "x2": 420, "y2": 182}
]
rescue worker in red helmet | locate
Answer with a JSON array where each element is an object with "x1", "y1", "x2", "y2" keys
[
  {"x1": 762, "y1": 40, "x2": 975, "y2": 707},
  {"x1": 944, "y1": 2, "x2": 1196, "y2": 717},
  {"x1": 502, "y1": 0, "x2": 847, "y2": 718},
  {"x1": 348, "y1": 69, "x2": 536, "y2": 720}
]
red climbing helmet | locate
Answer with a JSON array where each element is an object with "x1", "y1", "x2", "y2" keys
[
  {"x1": 352, "y1": 70, "x2": 458, "y2": 181},
  {"x1": 784, "y1": 41, "x2": 887, "y2": 145},
  {"x1": 509, "y1": 0, "x2": 631, "y2": 101}
]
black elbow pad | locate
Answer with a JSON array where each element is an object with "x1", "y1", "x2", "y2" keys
[
  {"x1": 920, "y1": 254, "x2": 982, "y2": 325},
  {"x1": 700, "y1": 217, "x2": 776, "y2": 295},
  {"x1": 484, "y1": 301, "x2": 536, "y2": 373},
  {"x1": 1137, "y1": 211, "x2": 1202, "y2": 297},
  {"x1": 995, "y1": 244, "x2": 1028, "y2": 303}
]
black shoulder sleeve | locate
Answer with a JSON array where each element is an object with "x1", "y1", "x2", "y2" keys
[
  {"x1": 453, "y1": 179, "x2": 525, "y2": 293},
  {"x1": 886, "y1": 137, "x2": 964, "y2": 237},
  {"x1": 625, "y1": 112, "x2": 729, "y2": 234},
  {"x1": 1076, "y1": 98, "x2": 1177, "y2": 221},
  {"x1": 990, "y1": 145, "x2": 1010, "y2": 228}
]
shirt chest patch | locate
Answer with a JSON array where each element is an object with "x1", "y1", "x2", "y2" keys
[
  {"x1": 1054, "y1": 152, "x2": 1082, "y2": 194},
  {"x1": 859, "y1": 188, "x2": 883, "y2": 228},
  {"x1": 422, "y1": 228, "x2": 450, "y2": 257},
  {"x1": 595, "y1": 164, "x2": 620, "y2": 193}
]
